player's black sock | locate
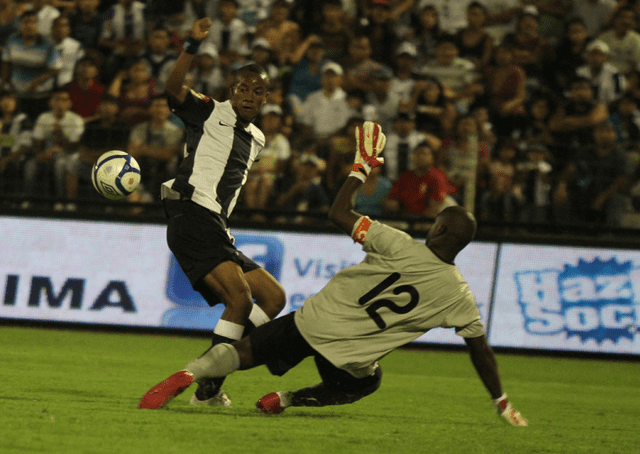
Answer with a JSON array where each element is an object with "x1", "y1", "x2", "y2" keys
[
  {"x1": 290, "y1": 383, "x2": 377, "y2": 407},
  {"x1": 243, "y1": 320, "x2": 256, "y2": 337},
  {"x1": 290, "y1": 367, "x2": 382, "y2": 407},
  {"x1": 194, "y1": 333, "x2": 235, "y2": 400}
]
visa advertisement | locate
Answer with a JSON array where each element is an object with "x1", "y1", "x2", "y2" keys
[
  {"x1": 489, "y1": 244, "x2": 640, "y2": 355},
  {"x1": 0, "y1": 216, "x2": 492, "y2": 347},
  {"x1": 1, "y1": 215, "x2": 639, "y2": 355}
]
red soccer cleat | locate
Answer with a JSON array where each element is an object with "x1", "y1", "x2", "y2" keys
[
  {"x1": 138, "y1": 370, "x2": 194, "y2": 409},
  {"x1": 256, "y1": 392, "x2": 285, "y2": 414}
]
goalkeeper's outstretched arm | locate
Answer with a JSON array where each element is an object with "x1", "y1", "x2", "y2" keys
[
  {"x1": 465, "y1": 335, "x2": 528, "y2": 426},
  {"x1": 328, "y1": 176, "x2": 365, "y2": 236},
  {"x1": 329, "y1": 121, "x2": 386, "y2": 236}
]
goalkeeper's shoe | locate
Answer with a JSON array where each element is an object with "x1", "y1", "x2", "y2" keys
[
  {"x1": 494, "y1": 394, "x2": 528, "y2": 426},
  {"x1": 138, "y1": 370, "x2": 194, "y2": 409},
  {"x1": 256, "y1": 391, "x2": 290, "y2": 414},
  {"x1": 189, "y1": 390, "x2": 232, "y2": 407}
]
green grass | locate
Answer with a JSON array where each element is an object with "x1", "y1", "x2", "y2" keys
[{"x1": 1, "y1": 326, "x2": 639, "y2": 454}]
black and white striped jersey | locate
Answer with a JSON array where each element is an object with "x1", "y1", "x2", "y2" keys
[{"x1": 161, "y1": 89, "x2": 266, "y2": 221}]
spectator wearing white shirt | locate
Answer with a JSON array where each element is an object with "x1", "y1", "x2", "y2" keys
[
  {"x1": 483, "y1": 0, "x2": 522, "y2": 43},
  {"x1": 244, "y1": 103, "x2": 292, "y2": 220},
  {"x1": 140, "y1": 27, "x2": 177, "y2": 92},
  {"x1": 420, "y1": 35, "x2": 483, "y2": 113},
  {"x1": 296, "y1": 61, "x2": 351, "y2": 141},
  {"x1": 383, "y1": 111, "x2": 440, "y2": 182},
  {"x1": 204, "y1": 0, "x2": 249, "y2": 70},
  {"x1": 98, "y1": 0, "x2": 147, "y2": 54},
  {"x1": 186, "y1": 43, "x2": 225, "y2": 99},
  {"x1": 23, "y1": 90, "x2": 84, "y2": 200},
  {"x1": 363, "y1": 65, "x2": 402, "y2": 136},
  {"x1": 98, "y1": 0, "x2": 147, "y2": 81},
  {"x1": 570, "y1": 0, "x2": 617, "y2": 38},
  {"x1": 597, "y1": 6, "x2": 640, "y2": 75},
  {"x1": 31, "y1": 0, "x2": 60, "y2": 38},
  {"x1": 51, "y1": 16, "x2": 84, "y2": 88},
  {"x1": 0, "y1": 91, "x2": 32, "y2": 197},
  {"x1": 416, "y1": 0, "x2": 467, "y2": 34},
  {"x1": 390, "y1": 41, "x2": 419, "y2": 108},
  {"x1": 576, "y1": 40, "x2": 626, "y2": 105},
  {"x1": 178, "y1": 0, "x2": 220, "y2": 37}
]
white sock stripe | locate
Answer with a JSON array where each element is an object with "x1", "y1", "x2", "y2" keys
[
  {"x1": 249, "y1": 304, "x2": 271, "y2": 327},
  {"x1": 185, "y1": 343, "x2": 240, "y2": 381},
  {"x1": 214, "y1": 319, "x2": 244, "y2": 340}
]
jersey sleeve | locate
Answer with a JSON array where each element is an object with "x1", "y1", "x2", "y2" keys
[
  {"x1": 361, "y1": 220, "x2": 414, "y2": 257},
  {"x1": 455, "y1": 318, "x2": 485, "y2": 338},
  {"x1": 169, "y1": 89, "x2": 215, "y2": 126}
]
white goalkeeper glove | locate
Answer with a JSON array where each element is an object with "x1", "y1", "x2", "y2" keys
[
  {"x1": 350, "y1": 121, "x2": 386, "y2": 183},
  {"x1": 493, "y1": 394, "x2": 528, "y2": 426}
]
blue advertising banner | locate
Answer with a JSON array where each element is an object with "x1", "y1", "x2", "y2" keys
[
  {"x1": 488, "y1": 244, "x2": 640, "y2": 355},
  {"x1": 2, "y1": 215, "x2": 638, "y2": 355}
]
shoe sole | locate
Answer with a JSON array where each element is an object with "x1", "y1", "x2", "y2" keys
[
  {"x1": 189, "y1": 392, "x2": 232, "y2": 407},
  {"x1": 139, "y1": 370, "x2": 194, "y2": 409}
]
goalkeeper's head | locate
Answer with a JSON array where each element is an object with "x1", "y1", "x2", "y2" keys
[{"x1": 425, "y1": 206, "x2": 477, "y2": 260}]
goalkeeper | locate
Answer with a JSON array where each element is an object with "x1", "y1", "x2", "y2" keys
[{"x1": 140, "y1": 122, "x2": 527, "y2": 426}]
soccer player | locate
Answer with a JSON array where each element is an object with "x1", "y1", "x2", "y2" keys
[
  {"x1": 141, "y1": 122, "x2": 527, "y2": 427},
  {"x1": 160, "y1": 17, "x2": 286, "y2": 407}
]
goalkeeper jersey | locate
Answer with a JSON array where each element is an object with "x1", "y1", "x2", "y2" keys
[{"x1": 294, "y1": 220, "x2": 483, "y2": 378}]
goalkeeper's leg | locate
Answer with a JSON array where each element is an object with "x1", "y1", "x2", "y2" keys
[{"x1": 257, "y1": 357, "x2": 382, "y2": 413}]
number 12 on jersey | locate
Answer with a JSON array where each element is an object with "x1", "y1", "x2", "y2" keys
[{"x1": 358, "y1": 272, "x2": 420, "y2": 329}]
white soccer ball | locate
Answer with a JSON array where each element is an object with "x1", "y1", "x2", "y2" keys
[{"x1": 91, "y1": 150, "x2": 141, "y2": 200}]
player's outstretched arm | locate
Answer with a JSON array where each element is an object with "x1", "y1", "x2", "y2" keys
[
  {"x1": 464, "y1": 335, "x2": 528, "y2": 426},
  {"x1": 165, "y1": 17, "x2": 212, "y2": 104},
  {"x1": 328, "y1": 121, "x2": 386, "y2": 236}
]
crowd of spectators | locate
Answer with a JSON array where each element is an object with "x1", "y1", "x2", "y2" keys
[{"x1": 2, "y1": 0, "x2": 640, "y2": 230}]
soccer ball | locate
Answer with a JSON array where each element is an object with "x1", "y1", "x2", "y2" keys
[{"x1": 91, "y1": 150, "x2": 141, "y2": 200}]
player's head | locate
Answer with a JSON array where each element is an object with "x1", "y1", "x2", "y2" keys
[
  {"x1": 230, "y1": 64, "x2": 270, "y2": 125},
  {"x1": 426, "y1": 206, "x2": 477, "y2": 259}
]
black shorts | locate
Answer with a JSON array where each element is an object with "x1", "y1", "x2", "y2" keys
[
  {"x1": 251, "y1": 312, "x2": 382, "y2": 393},
  {"x1": 164, "y1": 199, "x2": 260, "y2": 305}
]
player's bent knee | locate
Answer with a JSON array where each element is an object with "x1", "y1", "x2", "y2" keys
[
  {"x1": 249, "y1": 272, "x2": 286, "y2": 317},
  {"x1": 317, "y1": 356, "x2": 383, "y2": 400},
  {"x1": 269, "y1": 284, "x2": 286, "y2": 313}
]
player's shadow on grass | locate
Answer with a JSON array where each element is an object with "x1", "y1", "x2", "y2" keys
[
  {"x1": 170, "y1": 408, "x2": 342, "y2": 419},
  {"x1": 38, "y1": 388, "x2": 111, "y2": 399}
]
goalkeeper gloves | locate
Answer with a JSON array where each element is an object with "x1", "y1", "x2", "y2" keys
[
  {"x1": 493, "y1": 394, "x2": 528, "y2": 426},
  {"x1": 350, "y1": 121, "x2": 386, "y2": 182}
]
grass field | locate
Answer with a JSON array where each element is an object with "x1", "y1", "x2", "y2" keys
[{"x1": 1, "y1": 325, "x2": 639, "y2": 454}]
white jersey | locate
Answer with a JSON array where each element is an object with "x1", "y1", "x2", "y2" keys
[
  {"x1": 295, "y1": 221, "x2": 483, "y2": 378},
  {"x1": 161, "y1": 90, "x2": 265, "y2": 220}
]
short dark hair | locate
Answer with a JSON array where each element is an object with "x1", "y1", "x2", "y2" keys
[
  {"x1": 76, "y1": 56, "x2": 99, "y2": 68},
  {"x1": 20, "y1": 10, "x2": 37, "y2": 21},
  {"x1": 467, "y1": 1, "x2": 486, "y2": 12},
  {"x1": 233, "y1": 63, "x2": 270, "y2": 89},
  {"x1": 100, "y1": 94, "x2": 120, "y2": 104},
  {"x1": 414, "y1": 140, "x2": 432, "y2": 150},
  {"x1": 435, "y1": 34, "x2": 457, "y2": 47}
]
